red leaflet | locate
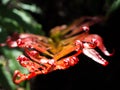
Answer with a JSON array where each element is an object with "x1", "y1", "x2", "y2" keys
[{"x1": 0, "y1": 16, "x2": 114, "y2": 84}]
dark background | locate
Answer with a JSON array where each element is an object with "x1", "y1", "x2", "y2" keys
[{"x1": 25, "y1": 0, "x2": 120, "y2": 90}]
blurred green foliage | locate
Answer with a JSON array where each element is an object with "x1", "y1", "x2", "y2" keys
[
  {"x1": 0, "y1": 0, "x2": 120, "y2": 90},
  {"x1": 0, "y1": 0, "x2": 44, "y2": 90}
]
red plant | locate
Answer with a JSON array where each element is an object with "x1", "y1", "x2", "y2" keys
[{"x1": 0, "y1": 16, "x2": 114, "y2": 84}]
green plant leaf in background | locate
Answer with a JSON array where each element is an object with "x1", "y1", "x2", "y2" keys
[
  {"x1": 0, "y1": 0, "x2": 44, "y2": 35},
  {"x1": 0, "y1": 47, "x2": 30, "y2": 90},
  {"x1": 0, "y1": 0, "x2": 44, "y2": 90},
  {"x1": 0, "y1": 64, "x2": 16, "y2": 90},
  {"x1": 0, "y1": 5, "x2": 44, "y2": 35},
  {"x1": 105, "y1": 0, "x2": 120, "y2": 18}
]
